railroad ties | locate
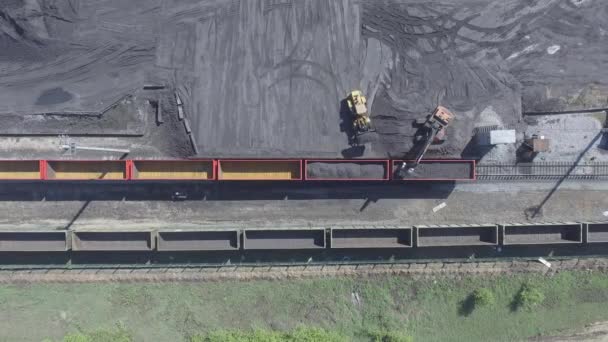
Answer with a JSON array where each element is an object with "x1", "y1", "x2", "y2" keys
[{"x1": 476, "y1": 162, "x2": 608, "y2": 181}]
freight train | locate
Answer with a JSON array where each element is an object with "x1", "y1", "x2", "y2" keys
[
  {"x1": 1, "y1": 222, "x2": 606, "y2": 253},
  {"x1": 0, "y1": 159, "x2": 475, "y2": 181}
]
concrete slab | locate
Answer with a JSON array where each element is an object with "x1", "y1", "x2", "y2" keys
[{"x1": 477, "y1": 130, "x2": 516, "y2": 146}]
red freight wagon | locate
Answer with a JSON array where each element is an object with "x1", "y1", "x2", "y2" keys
[
  {"x1": 43, "y1": 160, "x2": 128, "y2": 181},
  {"x1": 390, "y1": 159, "x2": 476, "y2": 181},
  {"x1": 304, "y1": 159, "x2": 389, "y2": 181},
  {"x1": 0, "y1": 160, "x2": 43, "y2": 180},
  {"x1": 217, "y1": 159, "x2": 302, "y2": 181},
  {"x1": 128, "y1": 159, "x2": 215, "y2": 180}
]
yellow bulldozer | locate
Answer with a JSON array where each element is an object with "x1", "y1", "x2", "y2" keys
[{"x1": 346, "y1": 90, "x2": 375, "y2": 136}]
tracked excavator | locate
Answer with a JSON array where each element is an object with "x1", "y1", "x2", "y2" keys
[
  {"x1": 396, "y1": 106, "x2": 455, "y2": 177},
  {"x1": 346, "y1": 90, "x2": 376, "y2": 142}
]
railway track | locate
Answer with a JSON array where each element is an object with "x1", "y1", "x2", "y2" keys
[
  {"x1": 476, "y1": 162, "x2": 608, "y2": 181},
  {"x1": 1, "y1": 257, "x2": 608, "y2": 283}
]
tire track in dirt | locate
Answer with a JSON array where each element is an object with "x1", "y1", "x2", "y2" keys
[{"x1": 0, "y1": 43, "x2": 153, "y2": 86}]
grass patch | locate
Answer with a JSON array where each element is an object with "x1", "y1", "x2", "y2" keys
[
  {"x1": 459, "y1": 287, "x2": 496, "y2": 316},
  {"x1": 2, "y1": 271, "x2": 608, "y2": 341},
  {"x1": 472, "y1": 288, "x2": 496, "y2": 308},
  {"x1": 44, "y1": 323, "x2": 131, "y2": 342},
  {"x1": 191, "y1": 327, "x2": 349, "y2": 342},
  {"x1": 512, "y1": 283, "x2": 545, "y2": 311}
]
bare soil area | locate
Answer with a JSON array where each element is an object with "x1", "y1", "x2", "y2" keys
[{"x1": 532, "y1": 322, "x2": 608, "y2": 342}]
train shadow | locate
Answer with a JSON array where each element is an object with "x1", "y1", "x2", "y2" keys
[
  {"x1": 0, "y1": 181, "x2": 457, "y2": 201},
  {"x1": 1, "y1": 243, "x2": 607, "y2": 266}
]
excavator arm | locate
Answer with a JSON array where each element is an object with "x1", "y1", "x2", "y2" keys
[{"x1": 395, "y1": 106, "x2": 454, "y2": 178}]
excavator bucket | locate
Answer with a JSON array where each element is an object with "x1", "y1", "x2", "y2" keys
[
  {"x1": 354, "y1": 103, "x2": 367, "y2": 115},
  {"x1": 432, "y1": 106, "x2": 454, "y2": 126}
]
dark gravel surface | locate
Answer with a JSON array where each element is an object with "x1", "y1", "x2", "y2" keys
[{"x1": 0, "y1": 0, "x2": 606, "y2": 158}]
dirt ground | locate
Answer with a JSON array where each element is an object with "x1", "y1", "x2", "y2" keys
[
  {"x1": 1, "y1": 0, "x2": 606, "y2": 159},
  {"x1": 0, "y1": 88, "x2": 193, "y2": 158},
  {"x1": 532, "y1": 322, "x2": 608, "y2": 342},
  {"x1": 0, "y1": 181, "x2": 605, "y2": 231}
]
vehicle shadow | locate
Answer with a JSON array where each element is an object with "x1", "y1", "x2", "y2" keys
[
  {"x1": 341, "y1": 145, "x2": 365, "y2": 158},
  {"x1": 5, "y1": 243, "x2": 606, "y2": 266},
  {"x1": 458, "y1": 294, "x2": 476, "y2": 316},
  {"x1": 339, "y1": 98, "x2": 357, "y2": 146}
]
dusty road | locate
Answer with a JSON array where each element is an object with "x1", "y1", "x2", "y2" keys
[{"x1": 0, "y1": 181, "x2": 605, "y2": 231}]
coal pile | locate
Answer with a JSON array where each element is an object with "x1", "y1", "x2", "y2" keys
[
  {"x1": 306, "y1": 162, "x2": 387, "y2": 180},
  {"x1": 397, "y1": 162, "x2": 473, "y2": 180},
  {"x1": 1, "y1": 0, "x2": 606, "y2": 159}
]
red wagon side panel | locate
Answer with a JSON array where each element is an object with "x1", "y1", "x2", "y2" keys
[
  {"x1": 45, "y1": 160, "x2": 128, "y2": 181},
  {"x1": 0, "y1": 160, "x2": 44, "y2": 180},
  {"x1": 130, "y1": 159, "x2": 215, "y2": 180},
  {"x1": 390, "y1": 159, "x2": 476, "y2": 181},
  {"x1": 217, "y1": 159, "x2": 302, "y2": 181}
]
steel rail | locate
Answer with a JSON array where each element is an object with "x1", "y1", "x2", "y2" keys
[
  {"x1": 0, "y1": 253, "x2": 607, "y2": 272},
  {"x1": 475, "y1": 162, "x2": 608, "y2": 181}
]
